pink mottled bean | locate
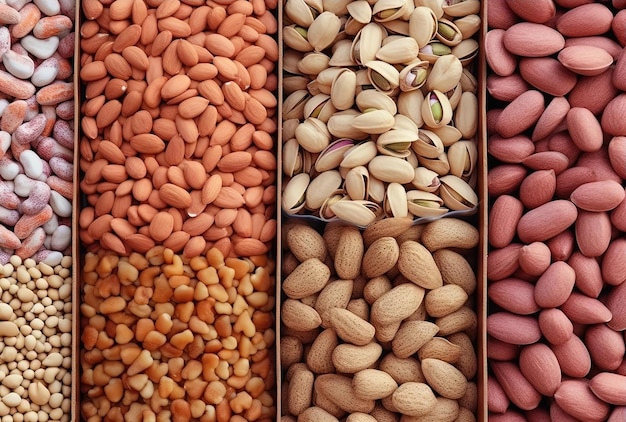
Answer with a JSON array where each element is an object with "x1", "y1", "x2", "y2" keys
[
  {"x1": 12, "y1": 113, "x2": 46, "y2": 144},
  {"x1": 0, "y1": 181, "x2": 20, "y2": 210},
  {"x1": 46, "y1": 175, "x2": 72, "y2": 199},
  {"x1": 52, "y1": 119, "x2": 73, "y2": 149},
  {"x1": 14, "y1": 204, "x2": 53, "y2": 239},
  {"x1": 0, "y1": 206, "x2": 20, "y2": 226},
  {"x1": 15, "y1": 226, "x2": 46, "y2": 259},
  {"x1": 19, "y1": 149, "x2": 44, "y2": 179},
  {"x1": 0, "y1": 27, "x2": 10, "y2": 57},
  {"x1": 24, "y1": 95, "x2": 39, "y2": 121},
  {"x1": 0, "y1": 156, "x2": 21, "y2": 180},
  {"x1": 0, "y1": 225, "x2": 21, "y2": 249},
  {"x1": 48, "y1": 156, "x2": 72, "y2": 181},
  {"x1": 32, "y1": 57, "x2": 59, "y2": 87},
  {"x1": 41, "y1": 105, "x2": 56, "y2": 137},
  {"x1": 20, "y1": 181, "x2": 50, "y2": 215},
  {"x1": 35, "y1": 136, "x2": 72, "y2": 162},
  {"x1": 55, "y1": 100, "x2": 73, "y2": 120},
  {"x1": 33, "y1": 249, "x2": 63, "y2": 266}
]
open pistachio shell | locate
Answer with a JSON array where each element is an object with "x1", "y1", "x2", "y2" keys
[
  {"x1": 401, "y1": 0, "x2": 415, "y2": 19},
  {"x1": 421, "y1": 90, "x2": 453, "y2": 128},
  {"x1": 430, "y1": 125, "x2": 462, "y2": 147},
  {"x1": 347, "y1": 0, "x2": 373, "y2": 24},
  {"x1": 308, "y1": 12, "x2": 342, "y2": 52},
  {"x1": 323, "y1": 0, "x2": 352, "y2": 15},
  {"x1": 327, "y1": 110, "x2": 369, "y2": 140},
  {"x1": 345, "y1": 165, "x2": 370, "y2": 200},
  {"x1": 376, "y1": 37, "x2": 420, "y2": 64},
  {"x1": 356, "y1": 89, "x2": 398, "y2": 115},
  {"x1": 425, "y1": 54, "x2": 463, "y2": 93},
  {"x1": 318, "y1": 190, "x2": 346, "y2": 220},
  {"x1": 368, "y1": 155, "x2": 415, "y2": 183},
  {"x1": 297, "y1": 52, "x2": 331, "y2": 76},
  {"x1": 384, "y1": 182, "x2": 409, "y2": 218},
  {"x1": 412, "y1": 167, "x2": 441, "y2": 192},
  {"x1": 448, "y1": 139, "x2": 477, "y2": 180},
  {"x1": 439, "y1": 174, "x2": 478, "y2": 211},
  {"x1": 399, "y1": 60, "x2": 429, "y2": 91},
  {"x1": 284, "y1": 25, "x2": 314, "y2": 52},
  {"x1": 307, "y1": 79, "x2": 325, "y2": 95},
  {"x1": 413, "y1": 0, "x2": 443, "y2": 18},
  {"x1": 406, "y1": 149, "x2": 419, "y2": 168},
  {"x1": 351, "y1": 109, "x2": 396, "y2": 134},
  {"x1": 345, "y1": 16, "x2": 366, "y2": 36},
  {"x1": 340, "y1": 140, "x2": 378, "y2": 168},
  {"x1": 409, "y1": 7, "x2": 437, "y2": 47},
  {"x1": 369, "y1": 176, "x2": 386, "y2": 203},
  {"x1": 397, "y1": 90, "x2": 425, "y2": 127},
  {"x1": 454, "y1": 91, "x2": 478, "y2": 139},
  {"x1": 284, "y1": 75, "x2": 310, "y2": 94},
  {"x1": 381, "y1": 19, "x2": 410, "y2": 36},
  {"x1": 452, "y1": 38, "x2": 479, "y2": 66},
  {"x1": 418, "y1": 151, "x2": 450, "y2": 175},
  {"x1": 285, "y1": 0, "x2": 322, "y2": 28},
  {"x1": 442, "y1": 0, "x2": 480, "y2": 18},
  {"x1": 283, "y1": 138, "x2": 312, "y2": 177},
  {"x1": 406, "y1": 190, "x2": 449, "y2": 218},
  {"x1": 418, "y1": 41, "x2": 453, "y2": 64},
  {"x1": 436, "y1": 18, "x2": 463, "y2": 47},
  {"x1": 283, "y1": 118, "x2": 300, "y2": 141},
  {"x1": 393, "y1": 114, "x2": 419, "y2": 132},
  {"x1": 446, "y1": 82, "x2": 463, "y2": 110},
  {"x1": 304, "y1": 94, "x2": 337, "y2": 122},
  {"x1": 351, "y1": 23, "x2": 386, "y2": 65},
  {"x1": 283, "y1": 90, "x2": 310, "y2": 120},
  {"x1": 295, "y1": 117, "x2": 331, "y2": 153},
  {"x1": 331, "y1": 68, "x2": 357, "y2": 111},
  {"x1": 365, "y1": 60, "x2": 400, "y2": 94},
  {"x1": 282, "y1": 173, "x2": 310, "y2": 214},
  {"x1": 284, "y1": 50, "x2": 305, "y2": 75},
  {"x1": 315, "y1": 138, "x2": 357, "y2": 172},
  {"x1": 330, "y1": 200, "x2": 382, "y2": 226},
  {"x1": 454, "y1": 14, "x2": 481, "y2": 40},
  {"x1": 376, "y1": 129, "x2": 418, "y2": 158},
  {"x1": 329, "y1": 40, "x2": 358, "y2": 67},
  {"x1": 306, "y1": 170, "x2": 343, "y2": 210},
  {"x1": 460, "y1": 67, "x2": 478, "y2": 93},
  {"x1": 411, "y1": 129, "x2": 444, "y2": 158},
  {"x1": 372, "y1": 0, "x2": 408, "y2": 22},
  {"x1": 316, "y1": 68, "x2": 345, "y2": 87}
]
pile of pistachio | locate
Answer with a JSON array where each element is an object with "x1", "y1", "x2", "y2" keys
[{"x1": 281, "y1": 0, "x2": 481, "y2": 226}]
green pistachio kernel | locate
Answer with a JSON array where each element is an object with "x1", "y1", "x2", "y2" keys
[
  {"x1": 431, "y1": 42, "x2": 452, "y2": 56},
  {"x1": 371, "y1": 71, "x2": 392, "y2": 91},
  {"x1": 410, "y1": 199, "x2": 439, "y2": 208},
  {"x1": 295, "y1": 26, "x2": 308, "y2": 38},
  {"x1": 376, "y1": 8, "x2": 399, "y2": 20},
  {"x1": 438, "y1": 22, "x2": 457, "y2": 41},
  {"x1": 386, "y1": 142, "x2": 411, "y2": 152},
  {"x1": 408, "y1": 68, "x2": 427, "y2": 87}
]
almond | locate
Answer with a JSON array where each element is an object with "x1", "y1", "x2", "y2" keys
[
  {"x1": 397, "y1": 240, "x2": 442, "y2": 289},
  {"x1": 519, "y1": 57, "x2": 577, "y2": 97},
  {"x1": 487, "y1": 375, "x2": 510, "y2": 414},
  {"x1": 551, "y1": 335, "x2": 591, "y2": 378},
  {"x1": 433, "y1": 249, "x2": 477, "y2": 295},
  {"x1": 487, "y1": 312, "x2": 541, "y2": 345},
  {"x1": 421, "y1": 358, "x2": 467, "y2": 400},
  {"x1": 417, "y1": 337, "x2": 462, "y2": 363},
  {"x1": 488, "y1": 278, "x2": 539, "y2": 316},
  {"x1": 281, "y1": 299, "x2": 321, "y2": 332},
  {"x1": 129, "y1": 133, "x2": 166, "y2": 154},
  {"x1": 298, "y1": 407, "x2": 339, "y2": 422},
  {"x1": 177, "y1": 96, "x2": 208, "y2": 119},
  {"x1": 158, "y1": 183, "x2": 192, "y2": 208},
  {"x1": 505, "y1": 0, "x2": 555, "y2": 23},
  {"x1": 286, "y1": 223, "x2": 326, "y2": 262},
  {"x1": 554, "y1": 379, "x2": 610, "y2": 421},
  {"x1": 495, "y1": 89, "x2": 545, "y2": 138},
  {"x1": 601, "y1": 94, "x2": 626, "y2": 136},
  {"x1": 334, "y1": 226, "x2": 364, "y2": 280},
  {"x1": 332, "y1": 342, "x2": 383, "y2": 375},
  {"x1": 424, "y1": 285, "x2": 468, "y2": 318},
  {"x1": 287, "y1": 367, "x2": 314, "y2": 416},
  {"x1": 370, "y1": 283, "x2": 425, "y2": 326},
  {"x1": 561, "y1": 292, "x2": 612, "y2": 324},
  {"x1": 503, "y1": 22, "x2": 565, "y2": 57},
  {"x1": 435, "y1": 306, "x2": 477, "y2": 336},
  {"x1": 314, "y1": 279, "x2": 353, "y2": 328},
  {"x1": 148, "y1": 211, "x2": 174, "y2": 242},
  {"x1": 222, "y1": 81, "x2": 246, "y2": 111},
  {"x1": 306, "y1": 328, "x2": 338, "y2": 375},
  {"x1": 379, "y1": 354, "x2": 425, "y2": 385},
  {"x1": 421, "y1": 218, "x2": 480, "y2": 252},
  {"x1": 361, "y1": 237, "x2": 399, "y2": 278},
  {"x1": 283, "y1": 258, "x2": 330, "y2": 300},
  {"x1": 589, "y1": 373, "x2": 626, "y2": 405},
  {"x1": 571, "y1": 180, "x2": 626, "y2": 212},
  {"x1": 353, "y1": 369, "x2": 398, "y2": 401},
  {"x1": 362, "y1": 217, "x2": 414, "y2": 246}
]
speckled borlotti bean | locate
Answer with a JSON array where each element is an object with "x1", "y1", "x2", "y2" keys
[
  {"x1": 0, "y1": 0, "x2": 75, "y2": 262},
  {"x1": 487, "y1": 1, "x2": 626, "y2": 420}
]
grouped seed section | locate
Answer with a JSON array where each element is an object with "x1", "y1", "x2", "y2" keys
[
  {"x1": 486, "y1": 0, "x2": 626, "y2": 420},
  {"x1": 0, "y1": 0, "x2": 76, "y2": 420}
]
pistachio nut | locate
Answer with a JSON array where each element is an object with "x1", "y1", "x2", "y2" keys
[
  {"x1": 411, "y1": 129, "x2": 444, "y2": 158},
  {"x1": 452, "y1": 38, "x2": 479, "y2": 66},
  {"x1": 351, "y1": 23, "x2": 386, "y2": 65},
  {"x1": 380, "y1": 19, "x2": 410, "y2": 36},
  {"x1": 460, "y1": 67, "x2": 478, "y2": 93},
  {"x1": 418, "y1": 151, "x2": 450, "y2": 176},
  {"x1": 368, "y1": 155, "x2": 415, "y2": 184},
  {"x1": 376, "y1": 128, "x2": 418, "y2": 158},
  {"x1": 297, "y1": 52, "x2": 331, "y2": 76},
  {"x1": 372, "y1": 0, "x2": 408, "y2": 22},
  {"x1": 284, "y1": 49, "x2": 305, "y2": 75},
  {"x1": 282, "y1": 173, "x2": 310, "y2": 214},
  {"x1": 442, "y1": 0, "x2": 481, "y2": 18},
  {"x1": 316, "y1": 67, "x2": 346, "y2": 87},
  {"x1": 421, "y1": 90, "x2": 453, "y2": 128},
  {"x1": 413, "y1": 0, "x2": 444, "y2": 18},
  {"x1": 283, "y1": 138, "x2": 312, "y2": 177},
  {"x1": 401, "y1": 0, "x2": 415, "y2": 20},
  {"x1": 283, "y1": 90, "x2": 310, "y2": 120},
  {"x1": 454, "y1": 91, "x2": 478, "y2": 139},
  {"x1": 345, "y1": 16, "x2": 367, "y2": 36},
  {"x1": 351, "y1": 108, "x2": 396, "y2": 134},
  {"x1": 412, "y1": 167, "x2": 441, "y2": 192},
  {"x1": 430, "y1": 125, "x2": 462, "y2": 147},
  {"x1": 406, "y1": 190, "x2": 449, "y2": 218},
  {"x1": 418, "y1": 41, "x2": 453, "y2": 64},
  {"x1": 448, "y1": 139, "x2": 477, "y2": 180},
  {"x1": 408, "y1": 6, "x2": 438, "y2": 47},
  {"x1": 425, "y1": 54, "x2": 463, "y2": 93},
  {"x1": 307, "y1": 79, "x2": 324, "y2": 95},
  {"x1": 445, "y1": 82, "x2": 463, "y2": 110},
  {"x1": 355, "y1": 89, "x2": 398, "y2": 115},
  {"x1": 322, "y1": 0, "x2": 352, "y2": 15},
  {"x1": 355, "y1": 68, "x2": 375, "y2": 95},
  {"x1": 347, "y1": 0, "x2": 373, "y2": 24},
  {"x1": 284, "y1": 75, "x2": 310, "y2": 94},
  {"x1": 308, "y1": 11, "x2": 343, "y2": 52},
  {"x1": 365, "y1": 60, "x2": 400, "y2": 94},
  {"x1": 331, "y1": 68, "x2": 357, "y2": 110},
  {"x1": 284, "y1": 25, "x2": 314, "y2": 52},
  {"x1": 315, "y1": 138, "x2": 357, "y2": 172},
  {"x1": 329, "y1": 40, "x2": 359, "y2": 67},
  {"x1": 295, "y1": 117, "x2": 331, "y2": 153},
  {"x1": 345, "y1": 166, "x2": 370, "y2": 200},
  {"x1": 384, "y1": 182, "x2": 409, "y2": 218},
  {"x1": 369, "y1": 176, "x2": 386, "y2": 203},
  {"x1": 284, "y1": 0, "x2": 323, "y2": 28},
  {"x1": 454, "y1": 14, "x2": 481, "y2": 40},
  {"x1": 306, "y1": 170, "x2": 344, "y2": 210},
  {"x1": 399, "y1": 60, "x2": 429, "y2": 91},
  {"x1": 397, "y1": 90, "x2": 425, "y2": 127},
  {"x1": 327, "y1": 110, "x2": 369, "y2": 140},
  {"x1": 330, "y1": 199, "x2": 382, "y2": 226},
  {"x1": 436, "y1": 19, "x2": 463, "y2": 46},
  {"x1": 393, "y1": 114, "x2": 419, "y2": 133},
  {"x1": 303, "y1": 93, "x2": 337, "y2": 122},
  {"x1": 439, "y1": 174, "x2": 478, "y2": 211},
  {"x1": 340, "y1": 140, "x2": 378, "y2": 168},
  {"x1": 283, "y1": 118, "x2": 300, "y2": 141},
  {"x1": 376, "y1": 37, "x2": 420, "y2": 64},
  {"x1": 319, "y1": 189, "x2": 347, "y2": 220},
  {"x1": 406, "y1": 149, "x2": 420, "y2": 168}
]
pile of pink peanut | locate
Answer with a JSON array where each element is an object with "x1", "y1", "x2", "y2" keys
[
  {"x1": 0, "y1": 0, "x2": 75, "y2": 266},
  {"x1": 486, "y1": 0, "x2": 626, "y2": 421}
]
